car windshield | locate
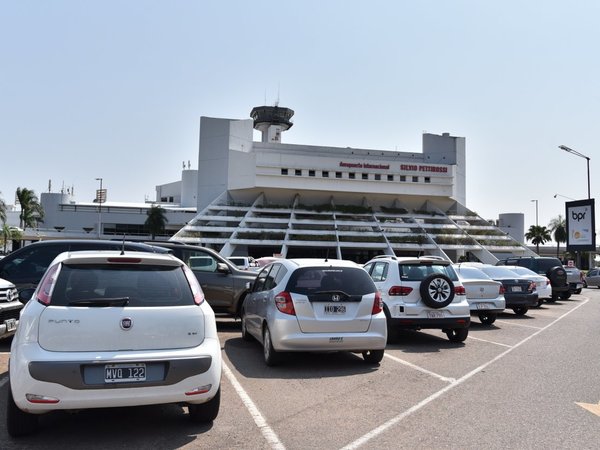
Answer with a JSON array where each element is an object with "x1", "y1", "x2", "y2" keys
[
  {"x1": 50, "y1": 264, "x2": 194, "y2": 307},
  {"x1": 398, "y1": 263, "x2": 458, "y2": 282},
  {"x1": 286, "y1": 266, "x2": 375, "y2": 296}
]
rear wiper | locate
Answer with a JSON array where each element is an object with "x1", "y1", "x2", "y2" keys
[{"x1": 68, "y1": 297, "x2": 130, "y2": 307}]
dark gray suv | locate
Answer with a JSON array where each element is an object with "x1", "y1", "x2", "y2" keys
[
  {"x1": 496, "y1": 257, "x2": 569, "y2": 301},
  {"x1": 145, "y1": 242, "x2": 258, "y2": 316}
]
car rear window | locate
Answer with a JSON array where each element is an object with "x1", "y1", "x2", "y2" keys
[
  {"x1": 399, "y1": 263, "x2": 458, "y2": 281},
  {"x1": 50, "y1": 264, "x2": 194, "y2": 307},
  {"x1": 455, "y1": 266, "x2": 491, "y2": 280},
  {"x1": 535, "y1": 258, "x2": 563, "y2": 273},
  {"x1": 287, "y1": 267, "x2": 376, "y2": 296}
]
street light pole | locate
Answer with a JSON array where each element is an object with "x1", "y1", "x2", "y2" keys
[
  {"x1": 95, "y1": 177, "x2": 103, "y2": 238},
  {"x1": 531, "y1": 199, "x2": 538, "y2": 226},
  {"x1": 558, "y1": 145, "x2": 591, "y2": 199}
]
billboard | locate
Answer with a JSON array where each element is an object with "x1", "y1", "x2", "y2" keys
[{"x1": 566, "y1": 199, "x2": 596, "y2": 252}]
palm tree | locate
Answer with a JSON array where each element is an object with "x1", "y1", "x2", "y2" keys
[
  {"x1": 525, "y1": 225, "x2": 552, "y2": 255},
  {"x1": 548, "y1": 215, "x2": 567, "y2": 259},
  {"x1": 1, "y1": 223, "x2": 22, "y2": 254},
  {"x1": 0, "y1": 191, "x2": 6, "y2": 225},
  {"x1": 16, "y1": 187, "x2": 44, "y2": 230},
  {"x1": 145, "y1": 205, "x2": 168, "y2": 240}
]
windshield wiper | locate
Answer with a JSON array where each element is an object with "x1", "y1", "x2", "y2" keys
[{"x1": 68, "y1": 297, "x2": 130, "y2": 307}]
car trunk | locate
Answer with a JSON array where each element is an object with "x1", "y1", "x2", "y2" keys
[
  {"x1": 292, "y1": 292, "x2": 373, "y2": 333},
  {"x1": 38, "y1": 305, "x2": 205, "y2": 352},
  {"x1": 463, "y1": 280, "x2": 501, "y2": 299}
]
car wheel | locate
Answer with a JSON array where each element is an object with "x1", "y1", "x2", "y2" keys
[
  {"x1": 446, "y1": 328, "x2": 468, "y2": 342},
  {"x1": 560, "y1": 292, "x2": 572, "y2": 300},
  {"x1": 419, "y1": 274, "x2": 455, "y2": 309},
  {"x1": 263, "y1": 326, "x2": 281, "y2": 366},
  {"x1": 513, "y1": 307, "x2": 528, "y2": 316},
  {"x1": 188, "y1": 387, "x2": 221, "y2": 423},
  {"x1": 362, "y1": 349, "x2": 384, "y2": 364},
  {"x1": 536, "y1": 298, "x2": 544, "y2": 308},
  {"x1": 478, "y1": 312, "x2": 497, "y2": 325},
  {"x1": 547, "y1": 292, "x2": 559, "y2": 303},
  {"x1": 6, "y1": 384, "x2": 38, "y2": 437},
  {"x1": 574, "y1": 289, "x2": 582, "y2": 295},
  {"x1": 240, "y1": 306, "x2": 252, "y2": 342},
  {"x1": 582, "y1": 280, "x2": 587, "y2": 288}
]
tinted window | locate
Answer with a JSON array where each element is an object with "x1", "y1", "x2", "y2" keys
[
  {"x1": 51, "y1": 264, "x2": 194, "y2": 307},
  {"x1": 189, "y1": 255, "x2": 218, "y2": 272},
  {"x1": 535, "y1": 258, "x2": 563, "y2": 273},
  {"x1": 287, "y1": 267, "x2": 375, "y2": 295},
  {"x1": 0, "y1": 244, "x2": 69, "y2": 282},
  {"x1": 399, "y1": 263, "x2": 458, "y2": 281},
  {"x1": 252, "y1": 267, "x2": 271, "y2": 292},
  {"x1": 370, "y1": 262, "x2": 388, "y2": 282}
]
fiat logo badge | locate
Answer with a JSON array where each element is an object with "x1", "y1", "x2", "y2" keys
[
  {"x1": 120, "y1": 318, "x2": 133, "y2": 330},
  {"x1": 331, "y1": 294, "x2": 341, "y2": 302}
]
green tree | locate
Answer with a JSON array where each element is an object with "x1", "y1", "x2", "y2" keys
[
  {"x1": 1, "y1": 223, "x2": 22, "y2": 254},
  {"x1": 525, "y1": 225, "x2": 552, "y2": 255},
  {"x1": 0, "y1": 191, "x2": 6, "y2": 225},
  {"x1": 145, "y1": 205, "x2": 168, "y2": 240},
  {"x1": 548, "y1": 215, "x2": 567, "y2": 259},
  {"x1": 16, "y1": 187, "x2": 44, "y2": 230}
]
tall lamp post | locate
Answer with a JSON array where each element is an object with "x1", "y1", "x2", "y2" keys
[
  {"x1": 558, "y1": 145, "x2": 591, "y2": 199},
  {"x1": 531, "y1": 199, "x2": 538, "y2": 226},
  {"x1": 95, "y1": 178, "x2": 103, "y2": 238}
]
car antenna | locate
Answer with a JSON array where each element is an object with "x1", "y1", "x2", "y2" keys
[
  {"x1": 325, "y1": 249, "x2": 329, "y2": 262},
  {"x1": 120, "y1": 235, "x2": 126, "y2": 255}
]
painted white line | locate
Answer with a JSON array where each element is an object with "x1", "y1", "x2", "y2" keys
[
  {"x1": 384, "y1": 353, "x2": 455, "y2": 383},
  {"x1": 340, "y1": 298, "x2": 589, "y2": 450},
  {"x1": 222, "y1": 362, "x2": 286, "y2": 450},
  {"x1": 467, "y1": 335, "x2": 512, "y2": 348},
  {"x1": 495, "y1": 320, "x2": 543, "y2": 330}
]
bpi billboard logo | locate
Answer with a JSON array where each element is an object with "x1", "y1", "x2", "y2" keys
[{"x1": 565, "y1": 199, "x2": 596, "y2": 251}]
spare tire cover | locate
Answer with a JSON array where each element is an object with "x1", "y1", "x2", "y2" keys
[
  {"x1": 420, "y1": 274, "x2": 455, "y2": 309},
  {"x1": 547, "y1": 266, "x2": 567, "y2": 287}
]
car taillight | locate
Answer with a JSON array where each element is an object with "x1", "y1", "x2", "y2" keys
[
  {"x1": 275, "y1": 291, "x2": 296, "y2": 315},
  {"x1": 372, "y1": 291, "x2": 383, "y2": 314},
  {"x1": 389, "y1": 286, "x2": 413, "y2": 296},
  {"x1": 546, "y1": 278, "x2": 551, "y2": 287},
  {"x1": 499, "y1": 285, "x2": 506, "y2": 295},
  {"x1": 182, "y1": 265, "x2": 205, "y2": 305},
  {"x1": 454, "y1": 285, "x2": 466, "y2": 295},
  {"x1": 37, "y1": 264, "x2": 61, "y2": 305}
]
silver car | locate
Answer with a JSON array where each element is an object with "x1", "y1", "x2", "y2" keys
[
  {"x1": 453, "y1": 265, "x2": 505, "y2": 325},
  {"x1": 241, "y1": 258, "x2": 387, "y2": 366},
  {"x1": 584, "y1": 268, "x2": 600, "y2": 288}
]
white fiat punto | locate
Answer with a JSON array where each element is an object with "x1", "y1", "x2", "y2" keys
[{"x1": 7, "y1": 250, "x2": 222, "y2": 437}]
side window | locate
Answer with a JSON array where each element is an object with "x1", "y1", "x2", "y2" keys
[
  {"x1": 188, "y1": 255, "x2": 218, "y2": 272},
  {"x1": 370, "y1": 262, "x2": 388, "y2": 282},
  {"x1": 363, "y1": 263, "x2": 373, "y2": 275},
  {"x1": 263, "y1": 264, "x2": 281, "y2": 291},
  {"x1": 252, "y1": 267, "x2": 271, "y2": 292},
  {"x1": 0, "y1": 245, "x2": 65, "y2": 280}
]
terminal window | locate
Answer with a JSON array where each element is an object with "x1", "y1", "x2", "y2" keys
[
  {"x1": 336, "y1": 172, "x2": 342, "y2": 178},
  {"x1": 281, "y1": 168, "x2": 288, "y2": 175},
  {"x1": 295, "y1": 169, "x2": 302, "y2": 176},
  {"x1": 322, "y1": 171, "x2": 329, "y2": 178},
  {"x1": 374, "y1": 174, "x2": 381, "y2": 181},
  {"x1": 424, "y1": 177, "x2": 431, "y2": 183},
  {"x1": 309, "y1": 170, "x2": 315, "y2": 177},
  {"x1": 362, "y1": 173, "x2": 368, "y2": 180},
  {"x1": 412, "y1": 176, "x2": 419, "y2": 182},
  {"x1": 349, "y1": 172, "x2": 356, "y2": 179},
  {"x1": 400, "y1": 176, "x2": 406, "y2": 182},
  {"x1": 387, "y1": 175, "x2": 394, "y2": 181}
]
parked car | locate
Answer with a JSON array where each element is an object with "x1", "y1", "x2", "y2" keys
[
  {"x1": 465, "y1": 264, "x2": 538, "y2": 316},
  {"x1": 501, "y1": 265, "x2": 552, "y2": 307},
  {"x1": 363, "y1": 256, "x2": 470, "y2": 343},
  {"x1": 584, "y1": 268, "x2": 600, "y2": 288},
  {"x1": 228, "y1": 256, "x2": 259, "y2": 270},
  {"x1": 0, "y1": 240, "x2": 169, "y2": 292},
  {"x1": 145, "y1": 242, "x2": 258, "y2": 316},
  {"x1": 496, "y1": 256, "x2": 568, "y2": 301},
  {"x1": 452, "y1": 265, "x2": 505, "y2": 325},
  {"x1": 6, "y1": 250, "x2": 222, "y2": 437},
  {"x1": 0, "y1": 277, "x2": 20, "y2": 340},
  {"x1": 563, "y1": 265, "x2": 583, "y2": 295},
  {"x1": 241, "y1": 258, "x2": 387, "y2": 365}
]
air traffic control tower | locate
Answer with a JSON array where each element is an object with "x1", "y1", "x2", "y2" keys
[{"x1": 250, "y1": 105, "x2": 294, "y2": 143}]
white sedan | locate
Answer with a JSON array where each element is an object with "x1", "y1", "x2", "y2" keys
[
  {"x1": 7, "y1": 251, "x2": 222, "y2": 437},
  {"x1": 502, "y1": 265, "x2": 552, "y2": 306},
  {"x1": 453, "y1": 265, "x2": 506, "y2": 325}
]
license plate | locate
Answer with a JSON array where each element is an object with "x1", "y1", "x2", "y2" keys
[
  {"x1": 427, "y1": 310, "x2": 445, "y2": 319},
  {"x1": 324, "y1": 304, "x2": 346, "y2": 314},
  {"x1": 511, "y1": 286, "x2": 522, "y2": 292},
  {"x1": 104, "y1": 363, "x2": 146, "y2": 383},
  {"x1": 4, "y1": 319, "x2": 16, "y2": 332},
  {"x1": 476, "y1": 303, "x2": 492, "y2": 310}
]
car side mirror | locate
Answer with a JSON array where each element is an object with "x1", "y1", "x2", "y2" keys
[
  {"x1": 18, "y1": 288, "x2": 35, "y2": 304},
  {"x1": 216, "y1": 262, "x2": 230, "y2": 274}
]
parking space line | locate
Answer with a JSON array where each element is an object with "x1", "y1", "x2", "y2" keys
[
  {"x1": 222, "y1": 362, "x2": 286, "y2": 450},
  {"x1": 495, "y1": 320, "x2": 543, "y2": 330},
  {"x1": 384, "y1": 353, "x2": 455, "y2": 383},
  {"x1": 467, "y1": 335, "x2": 512, "y2": 348},
  {"x1": 340, "y1": 298, "x2": 589, "y2": 450}
]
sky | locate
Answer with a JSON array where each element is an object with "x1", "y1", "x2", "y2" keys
[{"x1": 1, "y1": 1, "x2": 598, "y2": 232}]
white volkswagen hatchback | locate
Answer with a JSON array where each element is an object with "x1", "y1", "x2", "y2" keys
[
  {"x1": 241, "y1": 258, "x2": 387, "y2": 366},
  {"x1": 7, "y1": 251, "x2": 222, "y2": 437}
]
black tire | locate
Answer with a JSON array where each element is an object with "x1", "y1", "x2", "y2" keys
[
  {"x1": 536, "y1": 298, "x2": 544, "y2": 308},
  {"x1": 478, "y1": 313, "x2": 497, "y2": 325},
  {"x1": 547, "y1": 266, "x2": 568, "y2": 290},
  {"x1": 547, "y1": 292, "x2": 559, "y2": 303},
  {"x1": 263, "y1": 326, "x2": 281, "y2": 366},
  {"x1": 583, "y1": 280, "x2": 588, "y2": 288},
  {"x1": 362, "y1": 349, "x2": 384, "y2": 364},
  {"x1": 513, "y1": 307, "x2": 528, "y2": 316},
  {"x1": 419, "y1": 274, "x2": 455, "y2": 309},
  {"x1": 560, "y1": 292, "x2": 571, "y2": 300},
  {"x1": 188, "y1": 387, "x2": 220, "y2": 423},
  {"x1": 6, "y1": 385, "x2": 38, "y2": 437},
  {"x1": 240, "y1": 306, "x2": 252, "y2": 342},
  {"x1": 574, "y1": 289, "x2": 582, "y2": 295},
  {"x1": 446, "y1": 328, "x2": 468, "y2": 342}
]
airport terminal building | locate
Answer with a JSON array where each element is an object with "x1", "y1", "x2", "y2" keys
[{"x1": 172, "y1": 106, "x2": 533, "y2": 263}]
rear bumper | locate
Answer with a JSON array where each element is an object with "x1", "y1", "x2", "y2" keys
[
  {"x1": 504, "y1": 293, "x2": 538, "y2": 308},
  {"x1": 388, "y1": 316, "x2": 470, "y2": 330}
]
